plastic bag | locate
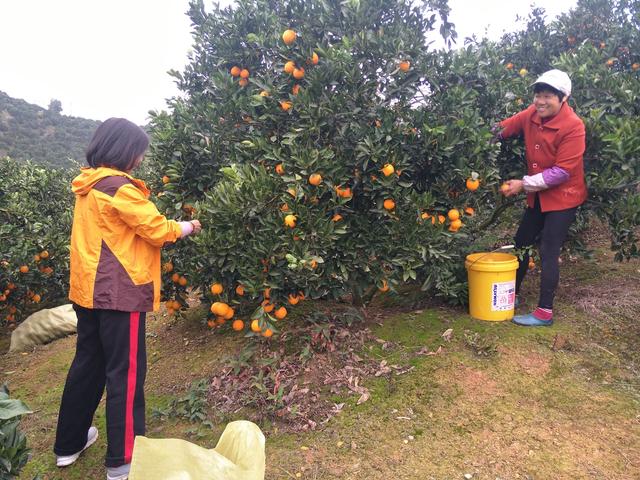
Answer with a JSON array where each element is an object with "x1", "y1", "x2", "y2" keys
[
  {"x1": 9, "y1": 304, "x2": 77, "y2": 352},
  {"x1": 129, "y1": 420, "x2": 265, "y2": 480}
]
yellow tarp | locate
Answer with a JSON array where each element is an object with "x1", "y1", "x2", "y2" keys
[{"x1": 129, "y1": 420, "x2": 265, "y2": 480}]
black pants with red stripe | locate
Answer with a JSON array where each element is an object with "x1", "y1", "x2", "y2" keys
[{"x1": 54, "y1": 305, "x2": 146, "y2": 467}]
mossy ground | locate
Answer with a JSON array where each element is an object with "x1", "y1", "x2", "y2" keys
[{"x1": 2, "y1": 244, "x2": 639, "y2": 480}]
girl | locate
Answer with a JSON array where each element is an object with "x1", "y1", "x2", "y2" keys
[
  {"x1": 53, "y1": 118, "x2": 201, "y2": 480},
  {"x1": 498, "y1": 69, "x2": 587, "y2": 326}
]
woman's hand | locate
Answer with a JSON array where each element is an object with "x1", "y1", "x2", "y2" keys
[
  {"x1": 501, "y1": 179, "x2": 524, "y2": 197},
  {"x1": 190, "y1": 220, "x2": 202, "y2": 235}
]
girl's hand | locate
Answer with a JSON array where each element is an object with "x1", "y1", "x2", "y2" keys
[{"x1": 190, "y1": 220, "x2": 202, "y2": 235}]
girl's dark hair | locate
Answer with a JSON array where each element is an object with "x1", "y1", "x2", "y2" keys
[
  {"x1": 86, "y1": 118, "x2": 149, "y2": 171},
  {"x1": 533, "y1": 83, "x2": 566, "y2": 101}
]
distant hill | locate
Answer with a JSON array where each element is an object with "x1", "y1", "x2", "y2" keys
[{"x1": 0, "y1": 91, "x2": 101, "y2": 168}]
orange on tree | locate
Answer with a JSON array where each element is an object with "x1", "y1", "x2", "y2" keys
[
  {"x1": 274, "y1": 306, "x2": 287, "y2": 319},
  {"x1": 519, "y1": 68, "x2": 528, "y2": 77},
  {"x1": 381, "y1": 164, "x2": 395, "y2": 177},
  {"x1": 449, "y1": 219, "x2": 463, "y2": 231},
  {"x1": 379, "y1": 280, "x2": 389, "y2": 292},
  {"x1": 211, "y1": 301, "x2": 231, "y2": 317},
  {"x1": 262, "y1": 328, "x2": 274, "y2": 338},
  {"x1": 464, "y1": 206, "x2": 475, "y2": 216},
  {"x1": 280, "y1": 100, "x2": 293, "y2": 111},
  {"x1": 438, "y1": 215, "x2": 446, "y2": 224},
  {"x1": 235, "y1": 284, "x2": 245, "y2": 296},
  {"x1": 239, "y1": 68, "x2": 250, "y2": 79},
  {"x1": 280, "y1": 203, "x2": 289, "y2": 212},
  {"x1": 162, "y1": 261, "x2": 174, "y2": 273},
  {"x1": 232, "y1": 319, "x2": 244, "y2": 331},
  {"x1": 34, "y1": 254, "x2": 41, "y2": 262},
  {"x1": 309, "y1": 173, "x2": 322, "y2": 186},
  {"x1": 19, "y1": 265, "x2": 29, "y2": 274},
  {"x1": 207, "y1": 319, "x2": 216, "y2": 328},
  {"x1": 223, "y1": 306, "x2": 235, "y2": 320},
  {"x1": 178, "y1": 276, "x2": 188, "y2": 286},
  {"x1": 309, "y1": 52, "x2": 319, "y2": 65},
  {"x1": 284, "y1": 214, "x2": 297, "y2": 228},
  {"x1": 293, "y1": 67, "x2": 305, "y2": 80},
  {"x1": 263, "y1": 287, "x2": 271, "y2": 299},
  {"x1": 284, "y1": 61, "x2": 296, "y2": 74},
  {"x1": 210, "y1": 283, "x2": 223, "y2": 295},
  {"x1": 250, "y1": 319, "x2": 262, "y2": 333},
  {"x1": 292, "y1": 84, "x2": 301, "y2": 95},
  {"x1": 40, "y1": 250, "x2": 49, "y2": 259},
  {"x1": 466, "y1": 178, "x2": 480, "y2": 191},
  {"x1": 171, "y1": 273, "x2": 180, "y2": 283},
  {"x1": 230, "y1": 66, "x2": 241, "y2": 77},
  {"x1": 506, "y1": 62, "x2": 514, "y2": 69},
  {"x1": 238, "y1": 78, "x2": 248, "y2": 87},
  {"x1": 275, "y1": 163, "x2": 285, "y2": 175},
  {"x1": 282, "y1": 29, "x2": 297, "y2": 45},
  {"x1": 398, "y1": 60, "x2": 411, "y2": 72},
  {"x1": 500, "y1": 183, "x2": 510, "y2": 194},
  {"x1": 383, "y1": 199, "x2": 395, "y2": 210},
  {"x1": 309, "y1": 259, "x2": 318, "y2": 269},
  {"x1": 447, "y1": 209, "x2": 460, "y2": 221},
  {"x1": 288, "y1": 294, "x2": 299, "y2": 305},
  {"x1": 32, "y1": 294, "x2": 41, "y2": 303},
  {"x1": 162, "y1": 175, "x2": 170, "y2": 184},
  {"x1": 332, "y1": 214, "x2": 343, "y2": 222},
  {"x1": 259, "y1": 90, "x2": 270, "y2": 97},
  {"x1": 261, "y1": 300, "x2": 275, "y2": 313}
]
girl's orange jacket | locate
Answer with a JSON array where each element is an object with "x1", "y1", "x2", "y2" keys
[{"x1": 69, "y1": 167, "x2": 182, "y2": 312}]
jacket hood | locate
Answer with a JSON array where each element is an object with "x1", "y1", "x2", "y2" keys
[{"x1": 72, "y1": 167, "x2": 149, "y2": 197}]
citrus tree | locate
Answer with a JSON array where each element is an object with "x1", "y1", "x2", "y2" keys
[{"x1": 0, "y1": 157, "x2": 73, "y2": 327}]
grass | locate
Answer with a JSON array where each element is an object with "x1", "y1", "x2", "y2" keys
[{"x1": 2, "y1": 243, "x2": 640, "y2": 479}]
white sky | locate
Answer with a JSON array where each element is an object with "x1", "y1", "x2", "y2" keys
[{"x1": 0, "y1": 0, "x2": 577, "y2": 125}]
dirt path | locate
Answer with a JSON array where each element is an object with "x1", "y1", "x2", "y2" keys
[{"x1": 2, "y1": 246, "x2": 639, "y2": 480}]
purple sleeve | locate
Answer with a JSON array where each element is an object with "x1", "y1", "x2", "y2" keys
[
  {"x1": 542, "y1": 166, "x2": 570, "y2": 187},
  {"x1": 178, "y1": 221, "x2": 194, "y2": 238}
]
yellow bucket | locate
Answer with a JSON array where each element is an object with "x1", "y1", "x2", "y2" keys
[{"x1": 465, "y1": 252, "x2": 519, "y2": 321}]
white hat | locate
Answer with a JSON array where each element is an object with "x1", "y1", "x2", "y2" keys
[{"x1": 532, "y1": 69, "x2": 572, "y2": 97}]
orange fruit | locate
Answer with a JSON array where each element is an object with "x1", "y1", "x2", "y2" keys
[
  {"x1": 238, "y1": 78, "x2": 248, "y2": 87},
  {"x1": 466, "y1": 178, "x2": 480, "y2": 191},
  {"x1": 32, "y1": 294, "x2": 41, "y2": 303},
  {"x1": 211, "y1": 302, "x2": 230, "y2": 317},
  {"x1": 606, "y1": 59, "x2": 614, "y2": 67},
  {"x1": 250, "y1": 319, "x2": 262, "y2": 333},
  {"x1": 178, "y1": 276, "x2": 188, "y2": 286},
  {"x1": 288, "y1": 294, "x2": 300, "y2": 305},
  {"x1": 263, "y1": 328, "x2": 274, "y2": 338},
  {"x1": 19, "y1": 265, "x2": 29, "y2": 274},
  {"x1": 292, "y1": 84, "x2": 301, "y2": 95},
  {"x1": 287, "y1": 187, "x2": 297, "y2": 197},
  {"x1": 309, "y1": 259, "x2": 318, "y2": 269},
  {"x1": 40, "y1": 250, "x2": 49, "y2": 259},
  {"x1": 519, "y1": 68, "x2": 528, "y2": 77},
  {"x1": 284, "y1": 61, "x2": 296, "y2": 74},
  {"x1": 162, "y1": 175, "x2": 170, "y2": 184},
  {"x1": 501, "y1": 183, "x2": 510, "y2": 194},
  {"x1": 282, "y1": 29, "x2": 297, "y2": 45},
  {"x1": 464, "y1": 206, "x2": 475, "y2": 216},
  {"x1": 232, "y1": 319, "x2": 244, "y2": 331},
  {"x1": 223, "y1": 306, "x2": 235, "y2": 320},
  {"x1": 207, "y1": 319, "x2": 216, "y2": 328},
  {"x1": 274, "y1": 306, "x2": 287, "y2": 320},
  {"x1": 261, "y1": 300, "x2": 275, "y2": 313},
  {"x1": 240, "y1": 68, "x2": 250, "y2": 79},
  {"x1": 297, "y1": 291, "x2": 306, "y2": 300},
  {"x1": 332, "y1": 214, "x2": 343, "y2": 222},
  {"x1": 398, "y1": 60, "x2": 410, "y2": 72},
  {"x1": 259, "y1": 90, "x2": 270, "y2": 97},
  {"x1": 280, "y1": 203, "x2": 289, "y2": 212},
  {"x1": 34, "y1": 254, "x2": 41, "y2": 262},
  {"x1": 506, "y1": 62, "x2": 514, "y2": 70},
  {"x1": 275, "y1": 163, "x2": 285, "y2": 175},
  {"x1": 230, "y1": 66, "x2": 241, "y2": 77},
  {"x1": 162, "y1": 262, "x2": 174, "y2": 273},
  {"x1": 383, "y1": 199, "x2": 395, "y2": 210},
  {"x1": 284, "y1": 214, "x2": 297, "y2": 228},
  {"x1": 263, "y1": 287, "x2": 271, "y2": 298},
  {"x1": 293, "y1": 67, "x2": 305, "y2": 79},
  {"x1": 449, "y1": 219, "x2": 463, "y2": 231},
  {"x1": 379, "y1": 280, "x2": 389, "y2": 292},
  {"x1": 210, "y1": 283, "x2": 223, "y2": 295},
  {"x1": 280, "y1": 100, "x2": 293, "y2": 111},
  {"x1": 235, "y1": 284, "x2": 245, "y2": 296},
  {"x1": 171, "y1": 273, "x2": 180, "y2": 283},
  {"x1": 447, "y1": 209, "x2": 460, "y2": 221},
  {"x1": 438, "y1": 215, "x2": 446, "y2": 224},
  {"x1": 381, "y1": 164, "x2": 394, "y2": 177},
  {"x1": 309, "y1": 173, "x2": 322, "y2": 186}
]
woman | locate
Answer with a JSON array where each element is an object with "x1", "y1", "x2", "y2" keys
[{"x1": 497, "y1": 69, "x2": 587, "y2": 326}]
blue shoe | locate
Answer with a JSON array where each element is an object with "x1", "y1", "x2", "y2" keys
[{"x1": 512, "y1": 313, "x2": 553, "y2": 327}]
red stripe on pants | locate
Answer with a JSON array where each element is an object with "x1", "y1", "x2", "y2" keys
[{"x1": 124, "y1": 312, "x2": 140, "y2": 463}]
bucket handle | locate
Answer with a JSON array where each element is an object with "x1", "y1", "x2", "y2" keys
[{"x1": 467, "y1": 245, "x2": 515, "y2": 269}]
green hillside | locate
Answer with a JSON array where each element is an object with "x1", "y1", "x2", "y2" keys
[{"x1": 0, "y1": 91, "x2": 101, "y2": 168}]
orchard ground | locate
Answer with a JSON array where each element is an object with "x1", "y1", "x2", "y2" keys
[{"x1": 2, "y1": 225, "x2": 640, "y2": 480}]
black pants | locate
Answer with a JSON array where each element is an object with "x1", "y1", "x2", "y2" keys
[
  {"x1": 54, "y1": 305, "x2": 147, "y2": 467},
  {"x1": 514, "y1": 196, "x2": 577, "y2": 309}
]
